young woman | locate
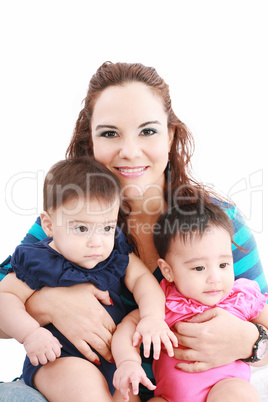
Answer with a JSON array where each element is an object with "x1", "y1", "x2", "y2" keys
[{"x1": 1, "y1": 62, "x2": 267, "y2": 401}]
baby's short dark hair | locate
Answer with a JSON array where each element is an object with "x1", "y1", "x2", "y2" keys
[
  {"x1": 153, "y1": 201, "x2": 234, "y2": 259},
  {"x1": 43, "y1": 157, "x2": 121, "y2": 211}
]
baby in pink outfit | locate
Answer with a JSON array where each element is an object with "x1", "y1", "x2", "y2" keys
[
  {"x1": 112, "y1": 200, "x2": 268, "y2": 402},
  {"x1": 152, "y1": 201, "x2": 268, "y2": 402}
]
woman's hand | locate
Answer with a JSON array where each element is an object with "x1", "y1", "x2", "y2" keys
[
  {"x1": 172, "y1": 307, "x2": 259, "y2": 372},
  {"x1": 25, "y1": 283, "x2": 116, "y2": 363}
]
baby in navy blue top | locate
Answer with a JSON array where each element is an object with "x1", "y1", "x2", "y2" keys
[{"x1": 0, "y1": 158, "x2": 177, "y2": 401}]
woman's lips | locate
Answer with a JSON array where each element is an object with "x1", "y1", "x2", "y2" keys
[{"x1": 115, "y1": 166, "x2": 148, "y2": 178}]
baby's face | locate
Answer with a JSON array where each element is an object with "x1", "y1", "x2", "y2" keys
[
  {"x1": 164, "y1": 226, "x2": 234, "y2": 306},
  {"x1": 48, "y1": 196, "x2": 119, "y2": 269}
]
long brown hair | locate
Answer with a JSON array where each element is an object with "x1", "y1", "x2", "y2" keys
[
  {"x1": 66, "y1": 61, "x2": 201, "y2": 204},
  {"x1": 66, "y1": 62, "x2": 217, "y2": 252}
]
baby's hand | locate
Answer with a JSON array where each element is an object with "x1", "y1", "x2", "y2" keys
[
  {"x1": 113, "y1": 360, "x2": 156, "y2": 402},
  {"x1": 23, "y1": 327, "x2": 62, "y2": 366},
  {"x1": 133, "y1": 317, "x2": 178, "y2": 359}
]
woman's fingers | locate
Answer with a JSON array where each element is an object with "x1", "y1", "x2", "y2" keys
[
  {"x1": 73, "y1": 339, "x2": 100, "y2": 363},
  {"x1": 72, "y1": 329, "x2": 115, "y2": 362},
  {"x1": 182, "y1": 308, "x2": 218, "y2": 324},
  {"x1": 175, "y1": 360, "x2": 210, "y2": 373},
  {"x1": 171, "y1": 308, "x2": 259, "y2": 372},
  {"x1": 87, "y1": 285, "x2": 112, "y2": 307}
]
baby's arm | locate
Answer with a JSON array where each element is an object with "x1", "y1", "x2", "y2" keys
[
  {"x1": 0, "y1": 272, "x2": 62, "y2": 366},
  {"x1": 125, "y1": 253, "x2": 178, "y2": 359},
  {"x1": 112, "y1": 309, "x2": 156, "y2": 401}
]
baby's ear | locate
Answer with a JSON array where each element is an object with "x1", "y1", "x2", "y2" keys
[
  {"x1": 40, "y1": 211, "x2": 53, "y2": 237},
  {"x1": 158, "y1": 258, "x2": 174, "y2": 282}
]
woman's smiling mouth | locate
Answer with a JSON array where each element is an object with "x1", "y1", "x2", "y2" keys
[{"x1": 115, "y1": 166, "x2": 148, "y2": 178}]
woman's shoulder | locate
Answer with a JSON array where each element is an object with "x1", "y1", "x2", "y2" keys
[
  {"x1": 210, "y1": 197, "x2": 237, "y2": 220},
  {"x1": 21, "y1": 217, "x2": 47, "y2": 244}
]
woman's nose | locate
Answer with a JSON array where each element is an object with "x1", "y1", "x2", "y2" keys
[{"x1": 119, "y1": 137, "x2": 142, "y2": 159}]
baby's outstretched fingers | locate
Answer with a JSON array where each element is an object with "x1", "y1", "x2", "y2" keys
[
  {"x1": 142, "y1": 334, "x2": 152, "y2": 358},
  {"x1": 140, "y1": 376, "x2": 156, "y2": 392},
  {"x1": 132, "y1": 329, "x2": 142, "y2": 347},
  {"x1": 160, "y1": 331, "x2": 177, "y2": 357},
  {"x1": 151, "y1": 335, "x2": 161, "y2": 360},
  {"x1": 113, "y1": 360, "x2": 156, "y2": 401}
]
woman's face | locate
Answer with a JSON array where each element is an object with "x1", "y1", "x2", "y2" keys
[{"x1": 91, "y1": 82, "x2": 173, "y2": 199}]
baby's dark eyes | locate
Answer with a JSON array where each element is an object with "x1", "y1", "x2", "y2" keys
[
  {"x1": 193, "y1": 266, "x2": 205, "y2": 271},
  {"x1": 75, "y1": 226, "x2": 88, "y2": 233},
  {"x1": 104, "y1": 225, "x2": 116, "y2": 233}
]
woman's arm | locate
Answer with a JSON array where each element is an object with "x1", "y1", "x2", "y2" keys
[
  {"x1": 251, "y1": 304, "x2": 268, "y2": 367},
  {"x1": 25, "y1": 282, "x2": 116, "y2": 363}
]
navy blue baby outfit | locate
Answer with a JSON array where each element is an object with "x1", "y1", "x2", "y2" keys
[{"x1": 10, "y1": 228, "x2": 132, "y2": 394}]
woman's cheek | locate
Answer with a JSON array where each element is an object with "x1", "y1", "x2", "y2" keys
[{"x1": 93, "y1": 144, "x2": 111, "y2": 167}]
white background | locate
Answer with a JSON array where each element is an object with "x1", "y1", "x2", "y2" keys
[{"x1": 0, "y1": 0, "x2": 267, "y2": 382}]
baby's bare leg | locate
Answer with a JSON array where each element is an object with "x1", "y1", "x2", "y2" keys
[
  {"x1": 113, "y1": 389, "x2": 141, "y2": 401},
  {"x1": 113, "y1": 390, "x2": 167, "y2": 401},
  {"x1": 207, "y1": 378, "x2": 260, "y2": 402},
  {"x1": 34, "y1": 356, "x2": 113, "y2": 402}
]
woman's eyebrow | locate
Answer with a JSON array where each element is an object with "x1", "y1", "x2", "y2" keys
[
  {"x1": 138, "y1": 120, "x2": 161, "y2": 128},
  {"x1": 95, "y1": 124, "x2": 117, "y2": 130},
  {"x1": 95, "y1": 120, "x2": 161, "y2": 131}
]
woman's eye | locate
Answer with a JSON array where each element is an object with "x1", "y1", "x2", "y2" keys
[
  {"x1": 141, "y1": 128, "x2": 157, "y2": 137},
  {"x1": 220, "y1": 263, "x2": 228, "y2": 269},
  {"x1": 194, "y1": 266, "x2": 205, "y2": 272},
  {"x1": 75, "y1": 226, "x2": 88, "y2": 233},
  {"x1": 100, "y1": 131, "x2": 118, "y2": 138}
]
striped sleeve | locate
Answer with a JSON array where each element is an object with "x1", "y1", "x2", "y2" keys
[
  {"x1": 224, "y1": 205, "x2": 268, "y2": 294},
  {"x1": 21, "y1": 217, "x2": 46, "y2": 244},
  {"x1": 0, "y1": 217, "x2": 46, "y2": 281}
]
